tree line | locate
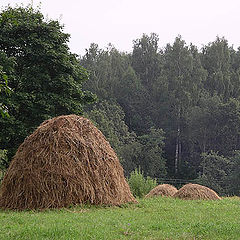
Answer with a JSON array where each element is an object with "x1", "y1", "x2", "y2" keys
[
  {"x1": 0, "y1": 5, "x2": 239, "y2": 196},
  {"x1": 80, "y1": 34, "x2": 240, "y2": 196}
]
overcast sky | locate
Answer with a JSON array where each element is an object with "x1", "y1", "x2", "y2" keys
[{"x1": 1, "y1": 0, "x2": 240, "y2": 55}]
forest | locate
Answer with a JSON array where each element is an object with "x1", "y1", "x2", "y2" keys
[
  {"x1": 0, "y1": 5, "x2": 240, "y2": 196},
  {"x1": 80, "y1": 34, "x2": 240, "y2": 196}
]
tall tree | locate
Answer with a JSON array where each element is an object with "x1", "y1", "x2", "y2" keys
[
  {"x1": 81, "y1": 43, "x2": 129, "y2": 101},
  {"x1": 186, "y1": 92, "x2": 222, "y2": 173},
  {"x1": 130, "y1": 33, "x2": 163, "y2": 133},
  {"x1": 137, "y1": 127, "x2": 167, "y2": 178},
  {"x1": 0, "y1": 51, "x2": 14, "y2": 118},
  {"x1": 0, "y1": 5, "x2": 95, "y2": 165},
  {"x1": 131, "y1": 33, "x2": 161, "y2": 89},
  {"x1": 230, "y1": 47, "x2": 240, "y2": 98},
  {"x1": 81, "y1": 43, "x2": 153, "y2": 134},
  {"x1": 115, "y1": 65, "x2": 152, "y2": 134},
  {"x1": 201, "y1": 37, "x2": 233, "y2": 99},
  {"x1": 161, "y1": 36, "x2": 206, "y2": 175},
  {"x1": 0, "y1": 51, "x2": 14, "y2": 169}
]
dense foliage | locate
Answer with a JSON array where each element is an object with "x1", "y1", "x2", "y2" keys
[
  {"x1": 81, "y1": 35, "x2": 240, "y2": 196},
  {"x1": 0, "y1": 5, "x2": 95, "y2": 168}
]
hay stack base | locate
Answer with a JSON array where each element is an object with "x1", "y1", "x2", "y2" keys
[
  {"x1": 145, "y1": 184, "x2": 177, "y2": 198},
  {"x1": 0, "y1": 115, "x2": 137, "y2": 210},
  {"x1": 173, "y1": 183, "x2": 221, "y2": 200}
]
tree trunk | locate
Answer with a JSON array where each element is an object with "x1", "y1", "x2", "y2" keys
[
  {"x1": 175, "y1": 108, "x2": 181, "y2": 174},
  {"x1": 179, "y1": 138, "x2": 182, "y2": 169},
  {"x1": 175, "y1": 125, "x2": 180, "y2": 174}
]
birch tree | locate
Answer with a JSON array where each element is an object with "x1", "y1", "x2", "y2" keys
[{"x1": 162, "y1": 36, "x2": 206, "y2": 174}]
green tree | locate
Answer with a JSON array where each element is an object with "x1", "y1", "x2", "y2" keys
[
  {"x1": 81, "y1": 43, "x2": 152, "y2": 134},
  {"x1": 161, "y1": 36, "x2": 206, "y2": 175},
  {"x1": 0, "y1": 5, "x2": 95, "y2": 167},
  {"x1": 187, "y1": 92, "x2": 221, "y2": 153},
  {"x1": 229, "y1": 47, "x2": 240, "y2": 98},
  {"x1": 227, "y1": 150, "x2": 240, "y2": 196},
  {"x1": 0, "y1": 71, "x2": 10, "y2": 117},
  {"x1": 186, "y1": 92, "x2": 222, "y2": 175},
  {"x1": 81, "y1": 43, "x2": 130, "y2": 101},
  {"x1": 115, "y1": 65, "x2": 152, "y2": 134},
  {"x1": 0, "y1": 73, "x2": 9, "y2": 169},
  {"x1": 0, "y1": 51, "x2": 14, "y2": 171},
  {"x1": 0, "y1": 51, "x2": 14, "y2": 117},
  {"x1": 86, "y1": 100, "x2": 131, "y2": 151},
  {"x1": 131, "y1": 33, "x2": 161, "y2": 89},
  {"x1": 187, "y1": 94, "x2": 240, "y2": 178},
  {"x1": 201, "y1": 37, "x2": 234, "y2": 99},
  {"x1": 213, "y1": 98, "x2": 240, "y2": 155},
  {"x1": 130, "y1": 33, "x2": 162, "y2": 133},
  {"x1": 196, "y1": 151, "x2": 233, "y2": 195},
  {"x1": 85, "y1": 100, "x2": 141, "y2": 175},
  {"x1": 138, "y1": 127, "x2": 167, "y2": 178}
]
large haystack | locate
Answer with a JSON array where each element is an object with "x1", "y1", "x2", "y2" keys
[
  {"x1": 145, "y1": 184, "x2": 177, "y2": 198},
  {"x1": 173, "y1": 183, "x2": 221, "y2": 200},
  {"x1": 0, "y1": 115, "x2": 137, "y2": 210}
]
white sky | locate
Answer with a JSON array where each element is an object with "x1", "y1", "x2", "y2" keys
[{"x1": 1, "y1": 0, "x2": 240, "y2": 55}]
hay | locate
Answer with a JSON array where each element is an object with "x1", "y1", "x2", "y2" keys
[
  {"x1": 173, "y1": 183, "x2": 221, "y2": 200},
  {"x1": 0, "y1": 115, "x2": 137, "y2": 210},
  {"x1": 145, "y1": 184, "x2": 177, "y2": 198}
]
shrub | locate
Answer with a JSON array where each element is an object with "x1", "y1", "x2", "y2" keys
[{"x1": 128, "y1": 167, "x2": 157, "y2": 198}]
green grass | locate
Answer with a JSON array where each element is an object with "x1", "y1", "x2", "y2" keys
[{"x1": 0, "y1": 197, "x2": 239, "y2": 240}]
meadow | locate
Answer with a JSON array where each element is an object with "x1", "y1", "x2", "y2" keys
[{"x1": 0, "y1": 196, "x2": 239, "y2": 240}]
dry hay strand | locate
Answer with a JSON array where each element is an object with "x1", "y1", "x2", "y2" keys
[
  {"x1": 0, "y1": 115, "x2": 137, "y2": 210},
  {"x1": 173, "y1": 183, "x2": 221, "y2": 200},
  {"x1": 145, "y1": 184, "x2": 178, "y2": 198}
]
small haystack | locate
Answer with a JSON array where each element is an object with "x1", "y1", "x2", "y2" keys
[
  {"x1": 145, "y1": 184, "x2": 178, "y2": 198},
  {"x1": 0, "y1": 115, "x2": 137, "y2": 210},
  {"x1": 173, "y1": 183, "x2": 221, "y2": 200}
]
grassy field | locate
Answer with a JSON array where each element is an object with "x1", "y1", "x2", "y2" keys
[{"x1": 0, "y1": 197, "x2": 239, "y2": 240}]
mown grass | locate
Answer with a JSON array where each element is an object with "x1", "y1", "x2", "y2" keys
[{"x1": 0, "y1": 197, "x2": 239, "y2": 240}]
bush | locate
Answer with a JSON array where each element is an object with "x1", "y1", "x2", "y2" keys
[
  {"x1": 196, "y1": 151, "x2": 233, "y2": 195},
  {"x1": 128, "y1": 167, "x2": 157, "y2": 198}
]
